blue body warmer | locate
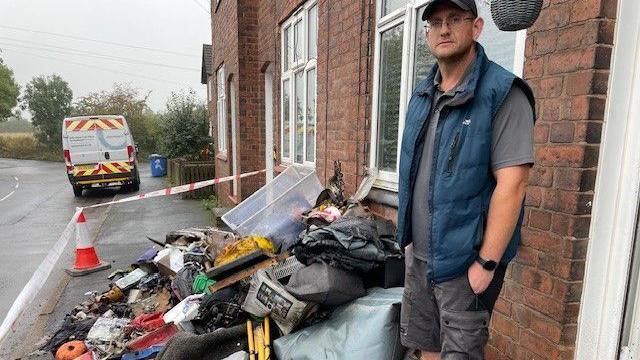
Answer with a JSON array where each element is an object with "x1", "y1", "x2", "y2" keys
[{"x1": 396, "y1": 44, "x2": 535, "y2": 284}]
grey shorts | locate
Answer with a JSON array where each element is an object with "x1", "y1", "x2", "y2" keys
[{"x1": 400, "y1": 245, "x2": 506, "y2": 359}]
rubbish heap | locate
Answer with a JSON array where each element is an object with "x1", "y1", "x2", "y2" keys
[{"x1": 37, "y1": 163, "x2": 408, "y2": 360}]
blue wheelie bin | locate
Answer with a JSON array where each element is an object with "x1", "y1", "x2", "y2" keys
[{"x1": 149, "y1": 154, "x2": 167, "y2": 177}]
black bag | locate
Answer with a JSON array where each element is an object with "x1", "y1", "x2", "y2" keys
[{"x1": 286, "y1": 262, "x2": 366, "y2": 306}]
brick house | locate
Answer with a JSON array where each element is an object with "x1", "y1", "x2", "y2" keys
[{"x1": 207, "y1": 0, "x2": 640, "y2": 358}]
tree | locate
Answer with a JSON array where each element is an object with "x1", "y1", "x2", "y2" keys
[
  {"x1": 74, "y1": 83, "x2": 158, "y2": 154},
  {"x1": 160, "y1": 90, "x2": 209, "y2": 159},
  {"x1": 23, "y1": 74, "x2": 73, "y2": 146},
  {"x1": 0, "y1": 57, "x2": 20, "y2": 122}
]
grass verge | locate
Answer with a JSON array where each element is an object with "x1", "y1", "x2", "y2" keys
[{"x1": 0, "y1": 133, "x2": 62, "y2": 161}]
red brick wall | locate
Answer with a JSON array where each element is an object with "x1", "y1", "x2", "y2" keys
[
  {"x1": 211, "y1": 0, "x2": 240, "y2": 206},
  {"x1": 212, "y1": 0, "x2": 375, "y2": 204},
  {"x1": 236, "y1": 1, "x2": 265, "y2": 200},
  {"x1": 485, "y1": 0, "x2": 617, "y2": 359},
  {"x1": 315, "y1": 0, "x2": 374, "y2": 195},
  {"x1": 212, "y1": 0, "x2": 312, "y2": 205}
]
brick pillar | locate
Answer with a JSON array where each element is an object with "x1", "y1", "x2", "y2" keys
[
  {"x1": 315, "y1": 0, "x2": 374, "y2": 196},
  {"x1": 486, "y1": 0, "x2": 617, "y2": 359}
]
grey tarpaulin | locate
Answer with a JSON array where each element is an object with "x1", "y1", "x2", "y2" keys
[{"x1": 273, "y1": 287, "x2": 405, "y2": 360}]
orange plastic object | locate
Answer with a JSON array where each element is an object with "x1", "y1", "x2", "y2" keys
[
  {"x1": 73, "y1": 352, "x2": 94, "y2": 360},
  {"x1": 55, "y1": 340, "x2": 87, "y2": 360}
]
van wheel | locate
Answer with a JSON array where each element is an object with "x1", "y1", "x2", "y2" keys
[
  {"x1": 124, "y1": 167, "x2": 140, "y2": 192},
  {"x1": 132, "y1": 166, "x2": 141, "y2": 192},
  {"x1": 72, "y1": 185, "x2": 83, "y2": 197}
]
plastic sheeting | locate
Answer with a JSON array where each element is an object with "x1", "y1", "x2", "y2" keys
[{"x1": 273, "y1": 287, "x2": 405, "y2": 360}]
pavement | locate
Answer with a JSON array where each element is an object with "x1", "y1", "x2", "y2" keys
[{"x1": 0, "y1": 158, "x2": 210, "y2": 358}]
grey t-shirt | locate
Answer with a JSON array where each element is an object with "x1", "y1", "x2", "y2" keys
[{"x1": 410, "y1": 69, "x2": 534, "y2": 261}]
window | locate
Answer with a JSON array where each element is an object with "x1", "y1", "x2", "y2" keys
[
  {"x1": 281, "y1": 1, "x2": 317, "y2": 166},
  {"x1": 216, "y1": 66, "x2": 227, "y2": 152},
  {"x1": 370, "y1": 0, "x2": 526, "y2": 190}
]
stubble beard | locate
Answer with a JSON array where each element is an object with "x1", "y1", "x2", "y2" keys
[{"x1": 434, "y1": 40, "x2": 475, "y2": 66}]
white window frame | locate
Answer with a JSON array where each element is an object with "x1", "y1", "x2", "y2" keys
[
  {"x1": 207, "y1": 77, "x2": 214, "y2": 102},
  {"x1": 280, "y1": 0, "x2": 317, "y2": 167},
  {"x1": 230, "y1": 80, "x2": 238, "y2": 196},
  {"x1": 369, "y1": 0, "x2": 527, "y2": 191},
  {"x1": 216, "y1": 65, "x2": 227, "y2": 153},
  {"x1": 575, "y1": 0, "x2": 639, "y2": 358}
]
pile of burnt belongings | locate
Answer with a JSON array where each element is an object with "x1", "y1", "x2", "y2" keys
[
  {"x1": 34, "y1": 227, "x2": 268, "y2": 360},
  {"x1": 35, "y1": 164, "x2": 410, "y2": 359}
]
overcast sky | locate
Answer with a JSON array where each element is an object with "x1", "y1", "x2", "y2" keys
[{"x1": 0, "y1": 0, "x2": 211, "y2": 113}]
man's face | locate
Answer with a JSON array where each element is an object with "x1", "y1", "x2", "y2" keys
[{"x1": 425, "y1": 2, "x2": 483, "y2": 62}]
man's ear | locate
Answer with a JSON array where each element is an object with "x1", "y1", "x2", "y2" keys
[{"x1": 473, "y1": 17, "x2": 484, "y2": 41}]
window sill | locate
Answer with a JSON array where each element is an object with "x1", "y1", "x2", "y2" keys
[
  {"x1": 228, "y1": 195, "x2": 240, "y2": 205},
  {"x1": 216, "y1": 152, "x2": 228, "y2": 162},
  {"x1": 274, "y1": 164, "x2": 288, "y2": 174},
  {"x1": 278, "y1": 162, "x2": 316, "y2": 172},
  {"x1": 366, "y1": 187, "x2": 399, "y2": 209}
]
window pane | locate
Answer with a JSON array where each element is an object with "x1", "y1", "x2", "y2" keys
[
  {"x1": 294, "y1": 71, "x2": 304, "y2": 164},
  {"x1": 376, "y1": 23, "x2": 403, "y2": 172},
  {"x1": 284, "y1": 26, "x2": 290, "y2": 71},
  {"x1": 282, "y1": 79, "x2": 290, "y2": 158},
  {"x1": 306, "y1": 68, "x2": 316, "y2": 162},
  {"x1": 477, "y1": 3, "x2": 516, "y2": 71},
  {"x1": 308, "y1": 5, "x2": 318, "y2": 59},
  {"x1": 413, "y1": 5, "x2": 437, "y2": 88},
  {"x1": 382, "y1": 0, "x2": 407, "y2": 17},
  {"x1": 294, "y1": 20, "x2": 303, "y2": 63}
]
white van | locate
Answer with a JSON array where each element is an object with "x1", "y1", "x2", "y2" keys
[{"x1": 62, "y1": 115, "x2": 140, "y2": 197}]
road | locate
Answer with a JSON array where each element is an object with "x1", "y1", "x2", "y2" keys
[
  {"x1": 0, "y1": 158, "x2": 210, "y2": 357},
  {"x1": 0, "y1": 158, "x2": 115, "y2": 319}
]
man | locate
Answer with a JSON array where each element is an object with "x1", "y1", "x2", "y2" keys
[{"x1": 396, "y1": 0, "x2": 535, "y2": 359}]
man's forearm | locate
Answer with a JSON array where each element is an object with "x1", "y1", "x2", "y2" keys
[{"x1": 479, "y1": 176, "x2": 528, "y2": 262}]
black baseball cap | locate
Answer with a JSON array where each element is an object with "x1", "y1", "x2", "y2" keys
[{"x1": 422, "y1": 0, "x2": 478, "y2": 20}]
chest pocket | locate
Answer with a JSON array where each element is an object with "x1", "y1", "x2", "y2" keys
[
  {"x1": 441, "y1": 111, "x2": 473, "y2": 177},
  {"x1": 445, "y1": 114, "x2": 472, "y2": 176}
]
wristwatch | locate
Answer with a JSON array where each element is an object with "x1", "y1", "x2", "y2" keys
[{"x1": 476, "y1": 256, "x2": 498, "y2": 271}]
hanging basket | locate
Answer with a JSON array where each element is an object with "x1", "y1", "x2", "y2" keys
[{"x1": 490, "y1": 0, "x2": 543, "y2": 31}]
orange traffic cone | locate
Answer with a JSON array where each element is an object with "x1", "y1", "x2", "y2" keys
[{"x1": 66, "y1": 210, "x2": 111, "y2": 276}]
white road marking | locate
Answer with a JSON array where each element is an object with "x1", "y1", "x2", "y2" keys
[{"x1": 0, "y1": 177, "x2": 19, "y2": 202}]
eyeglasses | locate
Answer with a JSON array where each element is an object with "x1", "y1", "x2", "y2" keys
[{"x1": 425, "y1": 16, "x2": 475, "y2": 32}]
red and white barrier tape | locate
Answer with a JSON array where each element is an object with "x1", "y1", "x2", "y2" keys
[
  {"x1": 0, "y1": 168, "x2": 266, "y2": 345},
  {"x1": 84, "y1": 168, "x2": 266, "y2": 209}
]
